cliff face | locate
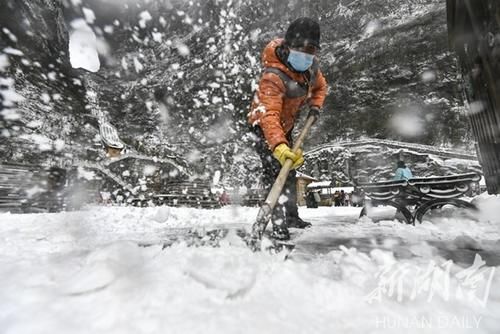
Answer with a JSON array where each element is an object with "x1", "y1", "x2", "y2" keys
[
  {"x1": 0, "y1": 0, "x2": 89, "y2": 164},
  {"x1": 317, "y1": 0, "x2": 470, "y2": 147},
  {"x1": 1, "y1": 0, "x2": 473, "y2": 185}
]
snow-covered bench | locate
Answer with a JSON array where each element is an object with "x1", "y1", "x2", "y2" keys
[
  {"x1": 134, "y1": 180, "x2": 221, "y2": 209},
  {"x1": 355, "y1": 172, "x2": 481, "y2": 224}
]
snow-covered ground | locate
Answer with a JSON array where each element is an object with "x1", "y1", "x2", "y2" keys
[{"x1": 1, "y1": 195, "x2": 500, "y2": 334}]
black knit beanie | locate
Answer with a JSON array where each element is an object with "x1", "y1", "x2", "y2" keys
[{"x1": 285, "y1": 18, "x2": 321, "y2": 49}]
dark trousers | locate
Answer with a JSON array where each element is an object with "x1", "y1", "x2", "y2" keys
[{"x1": 249, "y1": 126, "x2": 299, "y2": 227}]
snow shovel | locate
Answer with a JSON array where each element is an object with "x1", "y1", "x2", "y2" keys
[{"x1": 250, "y1": 114, "x2": 317, "y2": 242}]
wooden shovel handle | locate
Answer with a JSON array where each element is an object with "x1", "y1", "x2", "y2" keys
[{"x1": 263, "y1": 115, "x2": 317, "y2": 209}]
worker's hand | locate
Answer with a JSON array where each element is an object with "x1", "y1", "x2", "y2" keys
[
  {"x1": 308, "y1": 106, "x2": 321, "y2": 122},
  {"x1": 273, "y1": 143, "x2": 304, "y2": 169}
]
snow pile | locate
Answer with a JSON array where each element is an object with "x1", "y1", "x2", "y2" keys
[{"x1": 474, "y1": 194, "x2": 500, "y2": 225}]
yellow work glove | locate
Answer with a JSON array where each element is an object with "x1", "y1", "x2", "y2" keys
[{"x1": 272, "y1": 143, "x2": 304, "y2": 170}]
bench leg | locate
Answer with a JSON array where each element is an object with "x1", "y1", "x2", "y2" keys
[{"x1": 413, "y1": 198, "x2": 478, "y2": 224}]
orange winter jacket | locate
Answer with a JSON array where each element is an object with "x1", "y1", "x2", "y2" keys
[{"x1": 247, "y1": 38, "x2": 328, "y2": 150}]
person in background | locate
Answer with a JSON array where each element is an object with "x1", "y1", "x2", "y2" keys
[
  {"x1": 333, "y1": 190, "x2": 341, "y2": 207},
  {"x1": 344, "y1": 191, "x2": 350, "y2": 206},
  {"x1": 305, "y1": 190, "x2": 319, "y2": 208},
  {"x1": 247, "y1": 18, "x2": 328, "y2": 240},
  {"x1": 219, "y1": 189, "x2": 230, "y2": 206},
  {"x1": 393, "y1": 161, "x2": 413, "y2": 181}
]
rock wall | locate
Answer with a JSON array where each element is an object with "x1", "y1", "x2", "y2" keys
[
  {"x1": 1, "y1": 0, "x2": 475, "y2": 187},
  {"x1": 0, "y1": 0, "x2": 89, "y2": 165}
]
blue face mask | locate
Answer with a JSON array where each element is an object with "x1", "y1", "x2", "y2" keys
[{"x1": 287, "y1": 50, "x2": 314, "y2": 72}]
